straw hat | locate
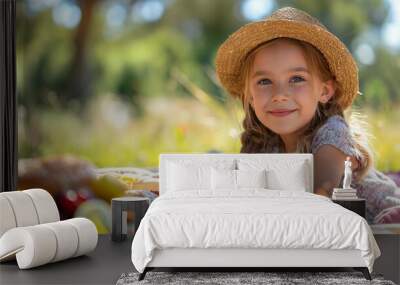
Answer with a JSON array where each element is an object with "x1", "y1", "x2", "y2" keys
[{"x1": 215, "y1": 6, "x2": 359, "y2": 110}]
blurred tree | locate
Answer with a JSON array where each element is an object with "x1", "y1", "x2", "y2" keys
[
  {"x1": 162, "y1": 0, "x2": 244, "y2": 62},
  {"x1": 278, "y1": 0, "x2": 389, "y2": 47},
  {"x1": 67, "y1": 0, "x2": 99, "y2": 112},
  {"x1": 357, "y1": 47, "x2": 400, "y2": 108},
  {"x1": 116, "y1": 65, "x2": 143, "y2": 115},
  {"x1": 363, "y1": 78, "x2": 390, "y2": 110}
]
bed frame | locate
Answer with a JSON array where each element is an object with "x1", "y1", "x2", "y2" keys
[
  {"x1": 138, "y1": 248, "x2": 371, "y2": 280},
  {"x1": 137, "y1": 153, "x2": 373, "y2": 281}
]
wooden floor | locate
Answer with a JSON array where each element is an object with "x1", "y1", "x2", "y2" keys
[
  {"x1": 0, "y1": 234, "x2": 398, "y2": 284},
  {"x1": 0, "y1": 235, "x2": 134, "y2": 285}
]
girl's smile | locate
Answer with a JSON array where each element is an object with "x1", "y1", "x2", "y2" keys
[{"x1": 268, "y1": 109, "x2": 297, "y2": 117}]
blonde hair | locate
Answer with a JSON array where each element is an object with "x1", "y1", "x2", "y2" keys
[{"x1": 239, "y1": 37, "x2": 373, "y2": 181}]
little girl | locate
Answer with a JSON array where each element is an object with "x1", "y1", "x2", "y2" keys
[{"x1": 215, "y1": 6, "x2": 400, "y2": 224}]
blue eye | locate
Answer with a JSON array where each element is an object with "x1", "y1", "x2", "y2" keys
[
  {"x1": 290, "y1": 76, "x2": 305, "y2": 83},
  {"x1": 257, "y1": 78, "x2": 271, "y2": 85}
]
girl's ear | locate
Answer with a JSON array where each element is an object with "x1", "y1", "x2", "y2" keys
[
  {"x1": 319, "y1": 79, "x2": 336, "y2": 103},
  {"x1": 249, "y1": 95, "x2": 254, "y2": 108}
]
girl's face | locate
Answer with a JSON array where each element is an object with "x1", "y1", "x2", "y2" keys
[{"x1": 248, "y1": 40, "x2": 335, "y2": 150}]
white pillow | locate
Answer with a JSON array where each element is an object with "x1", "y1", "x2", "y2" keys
[
  {"x1": 166, "y1": 159, "x2": 236, "y2": 192},
  {"x1": 237, "y1": 169, "x2": 267, "y2": 188},
  {"x1": 167, "y1": 162, "x2": 210, "y2": 191},
  {"x1": 238, "y1": 159, "x2": 309, "y2": 191},
  {"x1": 266, "y1": 164, "x2": 308, "y2": 191},
  {"x1": 211, "y1": 168, "x2": 268, "y2": 190},
  {"x1": 211, "y1": 168, "x2": 236, "y2": 190}
]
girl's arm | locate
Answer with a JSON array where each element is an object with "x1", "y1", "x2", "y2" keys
[{"x1": 314, "y1": 144, "x2": 359, "y2": 197}]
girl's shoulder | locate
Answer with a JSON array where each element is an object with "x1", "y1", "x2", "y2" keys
[
  {"x1": 310, "y1": 115, "x2": 361, "y2": 158},
  {"x1": 320, "y1": 114, "x2": 348, "y2": 130},
  {"x1": 311, "y1": 115, "x2": 349, "y2": 146}
]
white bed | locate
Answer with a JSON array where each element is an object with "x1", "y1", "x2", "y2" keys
[{"x1": 131, "y1": 153, "x2": 381, "y2": 281}]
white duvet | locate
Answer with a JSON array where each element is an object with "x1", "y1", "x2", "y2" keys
[{"x1": 131, "y1": 189, "x2": 381, "y2": 273}]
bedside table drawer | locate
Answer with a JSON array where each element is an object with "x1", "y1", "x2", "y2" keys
[{"x1": 332, "y1": 199, "x2": 366, "y2": 218}]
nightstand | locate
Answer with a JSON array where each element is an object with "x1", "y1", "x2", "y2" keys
[
  {"x1": 332, "y1": 198, "x2": 366, "y2": 219},
  {"x1": 111, "y1": 197, "x2": 150, "y2": 242}
]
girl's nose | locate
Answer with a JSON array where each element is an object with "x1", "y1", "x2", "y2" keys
[{"x1": 271, "y1": 84, "x2": 289, "y2": 102}]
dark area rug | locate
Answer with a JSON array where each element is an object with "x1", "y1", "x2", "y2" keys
[{"x1": 116, "y1": 271, "x2": 396, "y2": 285}]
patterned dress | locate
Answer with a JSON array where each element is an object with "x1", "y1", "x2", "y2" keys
[{"x1": 310, "y1": 115, "x2": 400, "y2": 224}]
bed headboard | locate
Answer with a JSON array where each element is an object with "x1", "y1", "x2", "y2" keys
[{"x1": 159, "y1": 153, "x2": 314, "y2": 195}]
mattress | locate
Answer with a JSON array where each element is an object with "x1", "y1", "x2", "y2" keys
[{"x1": 131, "y1": 189, "x2": 381, "y2": 273}]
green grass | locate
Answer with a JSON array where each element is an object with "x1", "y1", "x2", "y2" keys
[
  {"x1": 363, "y1": 106, "x2": 400, "y2": 172},
  {"x1": 19, "y1": 88, "x2": 400, "y2": 171},
  {"x1": 20, "y1": 94, "x2": 242, "y2": 167}
]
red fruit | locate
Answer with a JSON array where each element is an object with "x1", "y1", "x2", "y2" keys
[{"x1": 56, "y1": 188, "x2": 92, "y2": 219}]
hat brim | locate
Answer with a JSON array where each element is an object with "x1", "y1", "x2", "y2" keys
[{"x1": 215, "y1": 19, "x2": 359, "y2": 110}]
